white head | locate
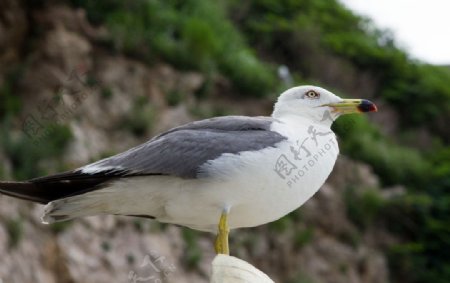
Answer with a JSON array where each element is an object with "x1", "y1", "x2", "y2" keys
[{"x1": 272, "y1": 85, "x2": 377, "y2": 127}]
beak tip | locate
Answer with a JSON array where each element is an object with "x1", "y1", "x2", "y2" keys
[{"x1": 358, "y1": 99, "x2": 378, "y2": 113}]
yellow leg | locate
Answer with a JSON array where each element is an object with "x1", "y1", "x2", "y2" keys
[{"x1": 214, "y1": 211, "x2": 230, "y2": 255}]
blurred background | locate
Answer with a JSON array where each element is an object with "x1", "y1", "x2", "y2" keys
[{"x1": 0, "y1": 0, "x2": 449, "y2": 282}]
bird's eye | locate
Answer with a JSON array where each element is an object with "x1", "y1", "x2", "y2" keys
[{"x1": 305, "y1": 90, "x2": 320, "y2": 99}]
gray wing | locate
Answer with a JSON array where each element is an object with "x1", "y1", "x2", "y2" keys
[
  {"x1": 21, "y1": 116, "x2": 286, "y2": 203},
  {"x1": 79, "y1": 116, "x2": 286, "y2": 178}
]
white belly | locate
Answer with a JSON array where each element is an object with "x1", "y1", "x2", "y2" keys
[{"x1": 158, "y1": 133, "x2": 339, "y2": 232}]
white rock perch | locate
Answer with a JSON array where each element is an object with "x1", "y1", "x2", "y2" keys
[{"x1": 210, "y1": 254, "x2": 274, "y2": 283}]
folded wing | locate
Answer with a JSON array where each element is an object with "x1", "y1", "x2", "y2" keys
[{"x1": 0, "y1": 116, "x2": 286, "y2": 203}]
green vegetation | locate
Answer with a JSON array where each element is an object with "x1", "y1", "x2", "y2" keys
[
  {"x1": 120, "y1": 96, "x2": 155, "y2": 137},
  {"x1": 0, "y1": 120, "x2": 73, "y2": 180},
  {"x1": 126, "y1": 253, "x2": 135, "y2": 265},
  {"x1": 0, "y1": 66, "x2": 74, "y2": 180},
  {"x1": 132, "y1": 219, "x2": 145, "y2": 233},
  {"x1": 100, "y1": 87, "x2": 113, "y2": 99},
  {"x1": 333, "y1": 116, "x2": 431, "y2": 187},
  {"x1": 50, "y1": 220, "x2": 73, "y2": 234},
  {"x1": 287, "y1": 273, "x2": 317, "y2": 283},
  {"x1": 101, "y1": 240, "x2": 112, "y2": 252},
  {"x1": 71, "y1": 0, "x2": 276, "y2": 96},
  {"x1": 6, "y1": 217, "x2": 23, "y2": 249},
  {"x1": 230, "y1": 0, "x2": 450, "y2": 137},
  {"x1": 166, "y1": 90, "x2": 184, "y2": 107},
  {"x1": 0, "y1": 66, "x2": 25, "y2": 119},
  {"x1": 268, "y1": 215, "x2": 294, "y2": 233},
  {"x1": 294, "y1": 227, "x2": 314, "y2": 249},
  {"x1": 0, "y1": 82, "x2": 21, "y2": 119},
  {"x1": 181, "y1": 228, "x2": 202, "y2": 270},
  {"x1": 381, "y1": 191, "x2": 449, "y2": 283},
  {"x1": 344, "y1": 186, "x2": 385, "y2": 230},
  {"x1": 337, "y1": 229, "x2": 362, "y2": 249}
]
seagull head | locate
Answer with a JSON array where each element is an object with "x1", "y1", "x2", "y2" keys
[{"x1": 272, "y1": 85, "x2": 377, "y2": 127}]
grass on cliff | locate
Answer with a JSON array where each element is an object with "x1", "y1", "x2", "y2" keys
[
  {"x1": 71, "y1": 0, "x2": 277, "y2": 97},
  {"x1": 0, "y1": 118, "x2": 73, "y2": 180},
  {"x1": 6, "y1": 217, "x2": 23, "y2": 249}
]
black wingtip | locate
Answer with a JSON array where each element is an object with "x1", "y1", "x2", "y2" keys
[{"x1": 0, "y1": 181, "x2": 48, "y2": 204}]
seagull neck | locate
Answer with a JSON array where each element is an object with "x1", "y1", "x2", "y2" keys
[{"x1": 272, "y1": 114, "x2": 333, "y2": 129}]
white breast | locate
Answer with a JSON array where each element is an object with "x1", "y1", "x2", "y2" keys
[{"x1": 160, "y1": 119, "x2": 339, "y2": 231}]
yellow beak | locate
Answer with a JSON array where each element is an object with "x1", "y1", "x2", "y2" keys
[{"x1": 322, "y1": 99, "x2": 377, "y2": 114}]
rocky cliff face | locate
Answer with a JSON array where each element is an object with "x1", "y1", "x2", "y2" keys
[{"x1": 0, "y1": 3, "x2": 398, "y2": 283}]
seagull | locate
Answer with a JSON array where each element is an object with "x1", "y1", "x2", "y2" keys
[{"x1": 0, "y1": 86, "x2": 377, "y2": 254}]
